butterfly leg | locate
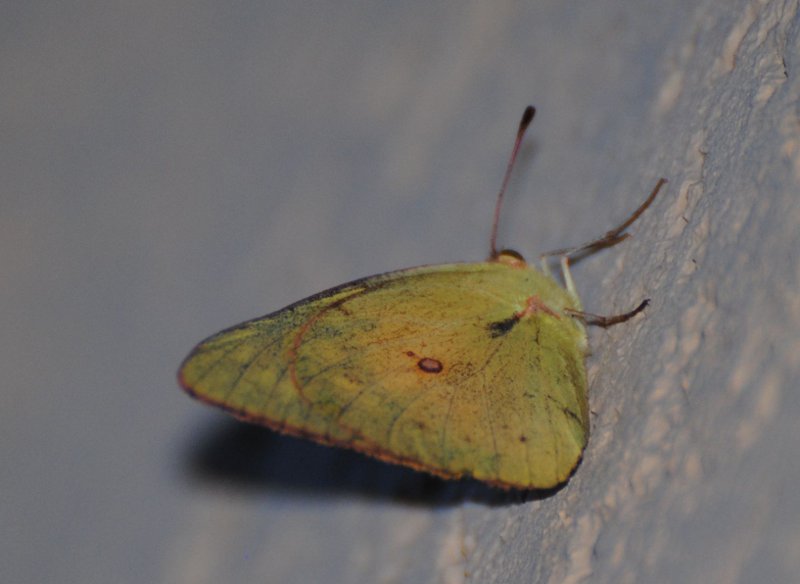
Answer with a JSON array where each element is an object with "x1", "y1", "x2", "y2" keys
[
  {"x1": 565, "y1": 299, "x2": 650, "y2": 328},
  {"x1": 559, "y1": 255, "x2": 582, "y2": 309},
  {"x1": 540, "y1": 256, "x2": 553, "y2": 279},
  {"x1": 557, "y1": 253, "x2": 649, "y2": 326},
  {"x1": 543, "y1": 179, "x2": 665, "y2": 326},
  {"x1": 539, "y1": 178, "x2": 666, "y2": 263}
]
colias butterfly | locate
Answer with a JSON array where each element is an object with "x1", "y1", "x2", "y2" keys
[{"x1": 178, "y1": 107, "x2": 665, "y2": 490}]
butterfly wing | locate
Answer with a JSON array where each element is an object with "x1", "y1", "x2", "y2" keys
[{"x1": 179, "y1": 261, "x2": 588, "y2": 489}]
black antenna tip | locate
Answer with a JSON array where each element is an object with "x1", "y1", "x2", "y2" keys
[{"x1": 520, "y1": 106, "x2": 536, "y2": 131}]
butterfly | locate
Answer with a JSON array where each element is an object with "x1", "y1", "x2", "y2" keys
[{"x1": 179, "y1": 106, "x2": 665, "y2": 489}]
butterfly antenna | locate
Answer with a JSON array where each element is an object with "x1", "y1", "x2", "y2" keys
[{"x1": 490, "y1": 105, "x2": 536, "y2": 258}]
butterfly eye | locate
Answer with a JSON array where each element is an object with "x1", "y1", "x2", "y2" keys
[{"x1": 493, "y1": 249, "x2": 527, "y2": 267}]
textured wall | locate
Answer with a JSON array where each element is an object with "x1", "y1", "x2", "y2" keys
[{"x1": 2, "y1": 1, "x2": 798, "y2": 582}]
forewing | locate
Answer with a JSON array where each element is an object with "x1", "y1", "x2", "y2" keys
[{"x1": 179, "y1": 262, "x2": 588, "y2": 489}]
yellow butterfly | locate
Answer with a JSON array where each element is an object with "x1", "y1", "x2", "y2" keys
[{"x1": 179, "y1": 106, "x2": 665, "y2": 490}]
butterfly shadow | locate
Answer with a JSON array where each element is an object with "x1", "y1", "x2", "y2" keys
[{"x1": 182, "y1": 417, "x2": 565, "y2": 507}]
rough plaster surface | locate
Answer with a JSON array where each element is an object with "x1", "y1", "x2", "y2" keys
[{"x1": 2, "y1": 1, "x2": 798, "y2": 583}]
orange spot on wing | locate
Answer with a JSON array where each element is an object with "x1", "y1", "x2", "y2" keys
[{"x1": 417, "y1": 357, "x2": 444, "y2": 373}]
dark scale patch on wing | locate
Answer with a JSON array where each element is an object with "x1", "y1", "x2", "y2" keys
[
  {"x1": 418, "y1": 358, "x2": 444, "y2": 374},
  {"x1": 561, "y1": 405, "x2": 583, "y2": 426},
  {"x1": 487, "y1": 314, "x2": 520, "y2": 338}
]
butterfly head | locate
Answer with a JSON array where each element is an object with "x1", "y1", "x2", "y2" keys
[{"x1": 491, "y1": 248, "x2": 527, "y2": 268}]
